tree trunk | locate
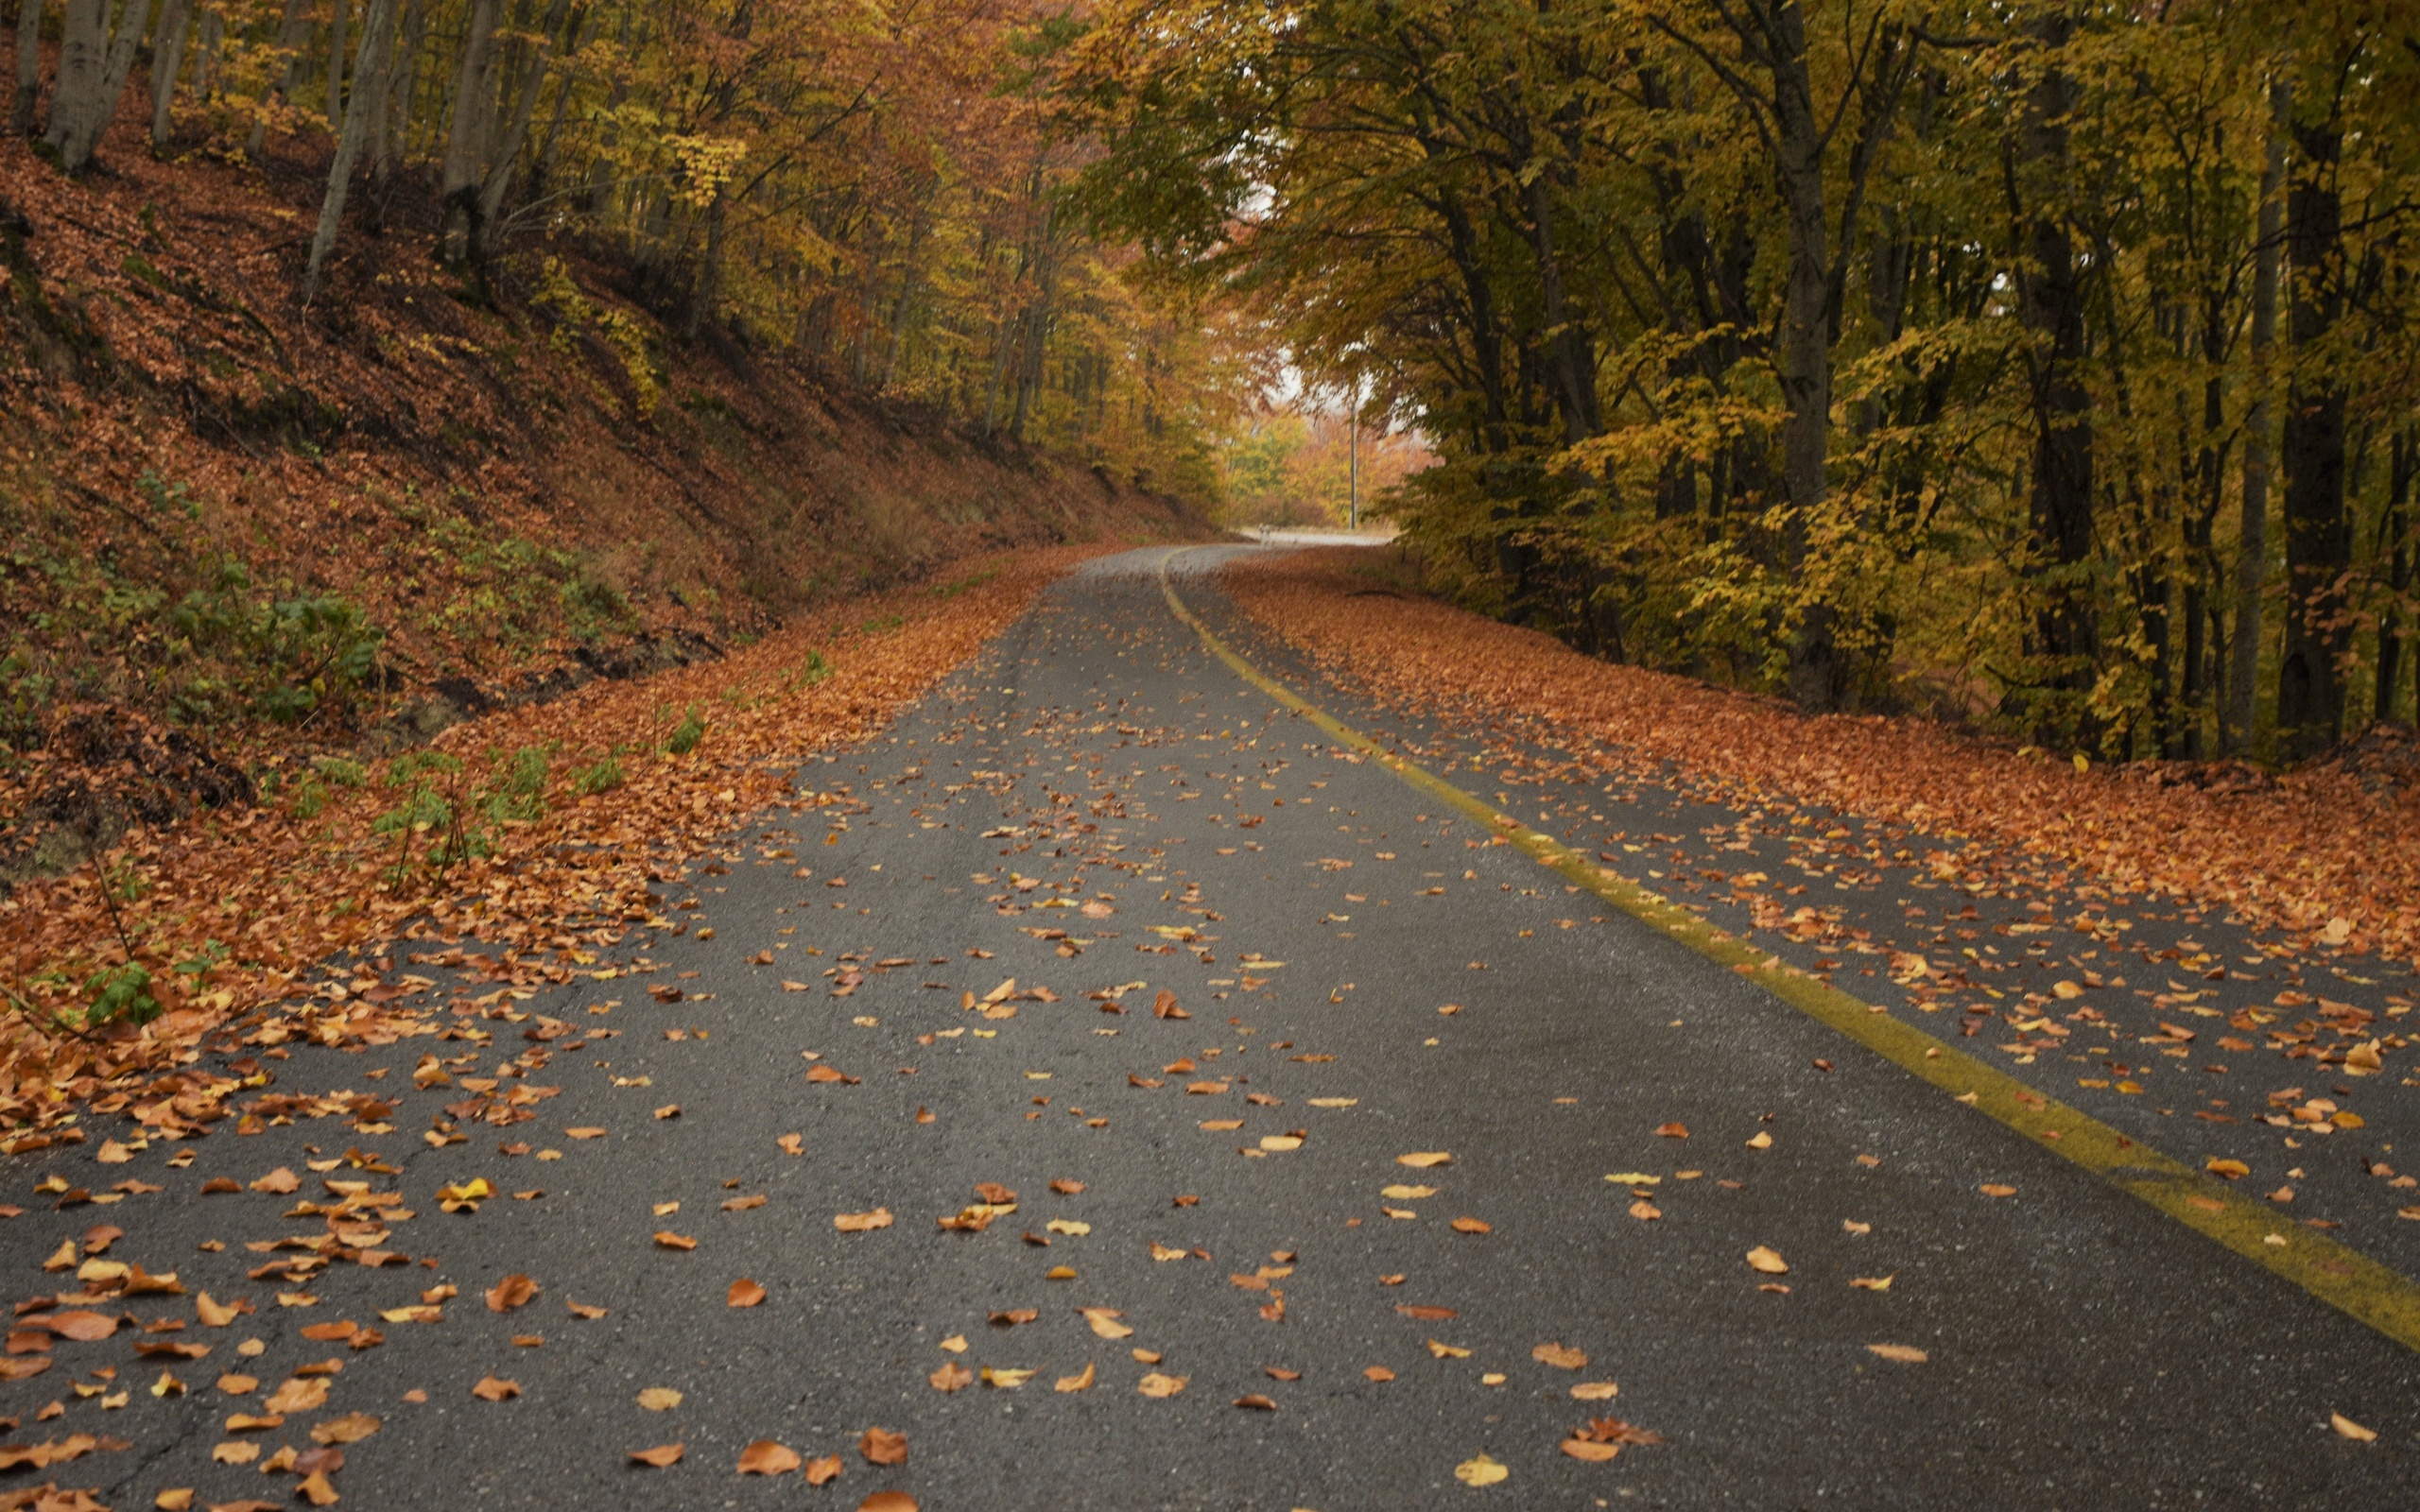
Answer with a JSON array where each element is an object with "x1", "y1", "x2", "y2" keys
[
  {"x1": 147, "y1": 0, "x2": 187, "y2": 149},
  {"x1": 1522, "y1": 173, "x2": 1595, "y2": 446},
  {"x1": 2276, "y1": 108, "x2": 2348, "y2": 763},
  {"x1": 2011, "y1": 15, "x2": 2096, "y2": 744},
  {"x1": 2225, "y1": 77, "x2": 2287, "y2": 757},
  {"x1": 11, "y1": 0, "x2": 44, "y2": 138},
  {"x1": 1765, "y1": 2, "x2": 1837, "y2": 711},
  {"x1": 2379, "y1": 427, "x2": 2414, "y2": 728},
  {"x1": 43, "y1": 0, "x2": 152, "y2": 174},
  {"x1": 438, "y1": 0, "x2": 501, "y2": 264},
  {"x1": 324, "y1": 0, "x2": 347, "y2": 130},
  {"x1": 468, "y1": 0, "x2": 568, "y2": 260},
  {"x1": 302, "y1": 0, "x2": 394, "y2": 305}
]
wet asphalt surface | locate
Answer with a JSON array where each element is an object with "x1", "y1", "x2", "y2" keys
[{"x1": 3, "y1": 545, "x2": 2416, "y2": 1510}]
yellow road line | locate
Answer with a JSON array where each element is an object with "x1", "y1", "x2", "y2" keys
[{"x1": 1158, "y1": 548, "x2": 2420, "y2": 1355}]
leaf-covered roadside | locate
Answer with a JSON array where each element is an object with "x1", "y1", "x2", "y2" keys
[
  {"x1": 0, "y1": 545, "x2": 1111, "y2": 1140},
  {"x1": 1222, "y1": 549, "x2": 2420, "y2": 968}
]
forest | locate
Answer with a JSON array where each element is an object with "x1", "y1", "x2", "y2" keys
[
  {"x1": 1072, "y1": 0, "x2": 2420, "y2": 764},
  {"x1": 9, "y1": 1, "x2": 2417, "y2": 768}
]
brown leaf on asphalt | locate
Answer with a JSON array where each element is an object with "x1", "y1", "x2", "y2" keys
[
  {"x1": 1866, "y1": 1344, "x2": 1927, "y2": 1364},
  {"x1": 721, "y1": 1194, "x2": 767, "y2": 1211},
  {"x1": 804, "y1": 1453, "x2": 844, "y2": 1485},
  {"x1": 1979, "y1": 1183, "x2": 2016, "y2": 1198},
  {"x1": 778, "y1": 1134, "x2": 806, "y2": 1156},
  {"x1": 1136, "y1": 1373, "x2": 1187, "y2": 1398},
  {"x1": 471, "y1": 1376, "x2": 521, "y2": 1401},
  {"x1": 738, "y1": 1440, "x2": 803, "y2": 1475},
  {"x1": 223, "y1": 1413, "x2": 285, "y2": 1432},
  {"x1": 1629, "y1": 1200, "x2": 1662, "y2": 1220},
  {"x1": 928, "y1": 1361, "x2": 973, "y2": 1392},
  {"x1": 309, "y1": 1413, "x2": 380, "y2": 1446},
  {"x1": 655, "y1": 1105, "x2": 683, "y2": 1120},
  {"x1": 859, "y1": 1493, "x2": 918, "y2": 1511},
  {"x1": 216, "y1": 1374, "x2": 258, "y2": 1395},
  {"x1": 654, "y1": 1231, "x2": 698, "y2": 1250},
  {"x1": 1561, "y1": 1437, "x2": 1620, "y2": 1462},
  {"x1": 629, "y1": 1443, "x2": 684, "y2": 1467},
  {"x1": 41, "y1": 1310, "x2": 116, "y2": 1343},
  {"x1": 1395, "y1": 1305, "x2": 1457, "y2": 1321},
  {"x1": 2331, "y1": 1413, "x2": 2377, "y2": 1442},
  {"x1": 566, "y1": 1127, "x2": 608, "y2": 1141},
  {"x1": 250, "y1": 1168, "x2": 301, "y2": 1194},
  {"x1": 195, "y1": 1293, "x2": 245, "y2": 1328},
  {"x1": 975, "y1": 1182, "x2": 1018, "y2": 1204},
  {"x1": 1153, "y1": 990, "x2": 1188, "y2": 1019},
  {"x1": 1050, "y1": 1178, "x2": 1085, "y2": 1194},
  {"x1": 1654, "y1": 1123, "x2": 1689, "y2": 1139},
  {"x1": 1363, "y1": 1366, "x2": 1394, "y2": 1382},
  {"x1": 1080, "y1": 1309, "x2": 1134, "y2": 1339},
  {"x1": 485, "y1": 1274, "x2": 538, "y2": 1312},
  {"x1": 1234, "y1": 1393, "x2": 1277, "y2": 1410},
  {"x1": 728, "y1": 1279, "x2": 767, "y2": 1308},
  {"x1": 1571, "y1": 1382, "x2": 1619, "y2": 1400},
  {"x1": 1531, "y1": 1343, "x2": 1587, "y2": 1370},
  {"x1": 989, "y1": 1309, "x2": 1039, "y2": 1327},
  {"x1": 262, "y1": 1377, "x2": 328, "y2": 1415},
  {"x1": 1450, "y1": 1216, "x2": 1492, "y2": 1234},
  {"x1": 1746, "y1": 1246, "x2": 1789, "y2": 1275},
  {"x1": 298, "y1": 1472, "x2": 340, "y2": 1506},
  {"x1": 834, "y1": 1208, "x2": 894, "y2": 1232},
  {"x1": 1055, "y1": 1362, "x2": 1097, "y2": 1393},
  {"x1": 567, "y1": 1300, "x2": 610, "y2": 1319},
  {"x1": 859, "y1": 1426, "x2": 908, "y2": 1466}
]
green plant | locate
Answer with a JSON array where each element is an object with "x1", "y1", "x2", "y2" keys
[
  {"x1": 571, "y1": 755, "x2": 625, "y2": 795},
  {"x1": 79, "y1": 962, "x2": 161, "y2": 1029},
  {"x1": 311, "y1": 755, "x2": 367, "y2": 786},
  {"x1": 666, "y1": 707, "x2": 706, "y2": 756},
  {"x1": 485, "y1": 745, "x2": 551, "y2": 823}
]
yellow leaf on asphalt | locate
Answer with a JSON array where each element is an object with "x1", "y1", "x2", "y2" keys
[
  {"x1": 929, "y1": 1361, "x2": 972, "y2": 1392},
  {"x1": 980, "y1": 1367, "x2": 1034, "y2": 1388},
  {"x1": 1530, "y1": 1342, "x2": 1586, "y2": 1369},
  {"x1": 637, "y1": 1388, "x2": 683, "y2": 1411},
  {"x1": 1453, "y1": 1453, "x2": 1509, "y2": 1486},
  {"x1": 1426, "y1": 1340, "x2": 1470, "y2": 1359},
  {"x1": 1866, "y1": 1344, "x2": 1927, "y2": 1364},
  {"x1": 1080, "y1": 1309, "x2": 1133, "y2": 1339},
  {"x1": 1746, "y1": 1246, "x2": 1789, "y2": 1275},
  {"x1": 1055, "y1": 1361, "x2": 1097, "y2": 1393},
  {"x1": 737, "y1": 1440, "x2": 802, "y2": 1475},
  {"x1": 1382, "y1": 1185, "x2": 1437, "y2": 1199},
  {"x1": 1570, "y1": 1382, "x2": 1619, "y2": 1400},
  {"x1": 1137, "y1": 1372, "x2": 1188, "y2": 1398},
  {"x1": 1046, "y1": 1219, "x2": 1091, "y2": 1236},
  {"x1": 1851, "y1": 1275, "x2": 1894, "y2": 1291},
  {"x1": 2332, "y1": 1412, "x2": 2377, "y2": 1441},
  {"x1": 1396, "y1": 1152, "x2": 1452, "y2": 1168}
]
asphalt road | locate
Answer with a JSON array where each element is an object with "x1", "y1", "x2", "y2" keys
[{"x1": 5, "y1": 546, "x2": 2416, "y2": 1511}]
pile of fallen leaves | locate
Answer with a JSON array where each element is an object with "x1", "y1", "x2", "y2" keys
[
  {"x1": 0, "y1": 545, "x2": 1107, "y2": 1134},
  {"x1": 1222, "y1": 548, "x2": 2420, "y2": 966}
]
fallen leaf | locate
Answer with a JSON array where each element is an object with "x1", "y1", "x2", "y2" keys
[
  {"x1": 471, "y1": 1376, "x2": 521, "y2": 1401},
  {"x1": 2331, "y1": 1412, "x2": 2377, "y2": 1442},
  {"x1": 1978, "y1": 1183, "x2": 2017, "y2": 1198},
  {"x1": 1396, "y1": 1152, "x2": 1452, "y2": 1168},
  {"x1": 1746, "y1": 1246, "x2": 1789, "y2": 1275},
  {"x1": 928, "y1": 1361, "x2": 973, "y2": 1392},
  {"x1": 46, "y1": 1311, "x2": 117, "y2": 1342},
  {"x1": 1571, "y1": 1382, "x2": 1619, "y2": 1400},
  {"x1": 1531, "y1": 1342, "x2": 1587, "y2": 1370},
  {"x1": 1136, "y1": 1372, "x2": 1188, "y2": 1398},
  {"x1": 567, "y1": 1300, "x2": 609, "y2": 1319},
  {"x1": 1866, "y1": 1344, "x2": 1927, "y2": 1364},
  {"x1": 213, "y1": 1441, "x2": 262, "y2": 1465},
  {"x1": 263, "y1": 1377, "x2": 329, "y2": 1415},
  {"x1": 1050, "y1": 1178, "x2": 1086, "y2": 1194},
  {"x1": 1395, "y1": 1304, "x2": 1458, "y2": 1321},
  {"x1": 2206, "y1": 1159, "x2": 2250, "y2": 1180},
  {"x1": 980, "y1": 1367, "x2": 1034, "y2": 1388},
  {"x1": 1427, "y1": 1339, "x2": 1471, "y2": 1359},
  {"x1": 859, "y1": 1493, "x2": 918, "y2": 1512},
  {"x1": 1450, "y1": 1216, "x2": 1492, "y2": 1234},
  {"x1": 859, "y1": 1426, "x2": 908, "y2": 1466},
  {"x1": 1561, "y1": 1438, "x2": 1621, "y2": 1462},
  {"x1": 728, "y1": 1279, "x2": 767, "y2": 1308},
  {"x1": 1234, "y1": 1392, "x2": 1277, "y2": 1410},
  {"x1": 485, "y1": 1274, "x2": 538, "y2": 1312},
  {"x1": 1080, "y1": 1309, "x2": 1133, "y2": 1339},
  {"x1": 1851, "y1": 1275, "x2": 1895, "y2": 1291},
  {"x1": 805, "y1": 1453, "x2": 844, "y2": 1485},
  {"x1": 196, "y1": 1293, "x2": 244, "y2": 1328},
  {"x1": 309, "y1": 1412, "x2": 381, "y2": 1447},
  {"x1": 629, "y1": 1443, "x2": 684, "y2": 1467},
  {"x1": 989, "y1": 1309, "x2": 1040, "y2": 1327},
  {"x1": 834, "y1": 1209, "x2": 894, "y2": 1233},
  {"x1": 250, "y1": 1168, "x2": 301, "y2": 1194},
  {"x1": 566, "y1": 1127, "x2": 608, "y2": 1140},
  {"x1": 638, "y1": 1387, "x2": 683, "y2": 1411},
  {"x1": 1055, "y1": 1362, "x2": 1097, "y2": 1393},
  {"x1": 778, "y1": 1134, "x2": 805, "y2": 1156},
  {"x1": 653, "y1": 1231, "x2": 698, "y2": 1250},
  {"x1": 738, "y1": 1440, "x2": 803, "y2": 1475},
  {"x1": 1653, "y1": 1123, "x2": 1689, "y2": 1139},
  {"x1": 1454, "y1": 1453, "x2": 1509, "y2": 1486},
  {"x1": 298, "y1": 1470, "x2": 340, "y2": 1506}
]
